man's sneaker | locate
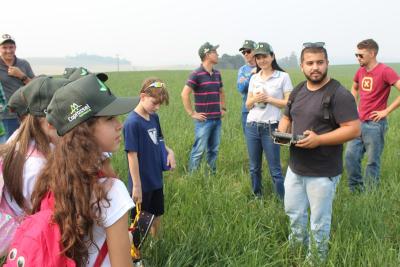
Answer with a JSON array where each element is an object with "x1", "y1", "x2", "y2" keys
[{"x1": 133, "y1": 259, "x2": 145, "y2": 267}]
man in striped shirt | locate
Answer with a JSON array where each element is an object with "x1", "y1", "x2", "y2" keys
[{"x1": 181, "y1": 42, "x2": 226, "y2": 173}]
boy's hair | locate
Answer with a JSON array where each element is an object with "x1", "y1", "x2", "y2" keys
[
  {"x1": 300, "y1": 47, "x2": 328, "y2": 62},
  {"x1": 357, "y1": 39, "x2": 379, "y2": 55},
  {"x1": 140, "y1": 77, "x2": 169, "y2": 105},
  {"x1": 0, "y1": 115, "x2": 52, "y2": 211}
]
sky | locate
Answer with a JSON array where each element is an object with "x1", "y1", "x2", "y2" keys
[{"x1": 2, "y1": 0, "x2": 399, "y2": 67}]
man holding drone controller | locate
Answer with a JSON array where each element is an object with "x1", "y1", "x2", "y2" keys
[{"x1": 277, "y1": 42, "x2": 360, "y2": 261}]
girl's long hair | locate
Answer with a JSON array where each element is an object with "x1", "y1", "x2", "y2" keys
[
  {"x1": 256, "y1": 52, "x2": 285, "y2": 73},
  {"x1": 31, "y1": 118, "x2": 111, "y2": 266},
  {"x1": 0, "y1": 115, "x2": 52, "y2": 211}
]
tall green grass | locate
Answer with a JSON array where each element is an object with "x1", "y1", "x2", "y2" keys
[{"x1": 108, "y1": 64, "x2": 400, "y2": 266}]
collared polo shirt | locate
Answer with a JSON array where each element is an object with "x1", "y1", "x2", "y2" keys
[{"x1": 186, "y1": 65, "x2": 223, "y2": 119}]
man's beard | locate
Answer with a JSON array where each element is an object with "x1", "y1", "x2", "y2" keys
[{"x1": 305, "y1": 69, "x2": 328, "y2": 84}]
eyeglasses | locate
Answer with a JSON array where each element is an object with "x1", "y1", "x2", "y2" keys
[
  {"x1": 144, "y1": 82, "x2": 165, "y2": 91},
  {"x1": 355, "y1": 53, "x2": 364, "y2": 59},
  {"x1": 302, "y1": 42, "x2": 325, "y2": 48},
  {"x1": 241, "y1": 49, "x2": 252, "y2": 55}
]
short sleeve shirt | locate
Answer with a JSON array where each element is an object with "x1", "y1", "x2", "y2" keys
[
  {"x1": 123, "y1": 112, "x2": 164, "y2": 193},
  {"x1": 87, "y1": 178, "x2": 134, "y2": 267},
  {"x1": 186, "y1": 65, "x2": 223, "y2": 119},
  {"x1": 284, "y1": 79, "x2": 359, "y2": 177},
  {"x1": 247, "y1": 70, "x2": 293, "y2": 123},
  {"x1": 354, "y1": 63, "x2": 400, "y2": 121}
]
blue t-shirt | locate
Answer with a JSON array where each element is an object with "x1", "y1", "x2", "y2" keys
[{"x1": 123, "y1": 111, "x2": 164, "y2": 193}]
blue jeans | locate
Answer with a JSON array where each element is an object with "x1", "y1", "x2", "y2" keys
[
  {"x1": 245, "y1": 122, "x2": 284, "y2": 199},
  {"x1": 345, "y1": 120, "x2": 388, "y2": 191},
  {"x1": 284, "y1": 167, "x2": 340, "y2": 260},
  {"x1": 188, "y1": 119, "x2": 222, "y2": 173},
  {"x1": 3, "y1": 118, "x2": 20, "y2": 140},
  {"x1": 241, "y1": 112, "x2": 248, "y2": 134}
]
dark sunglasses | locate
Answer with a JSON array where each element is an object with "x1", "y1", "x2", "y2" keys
[
  {"x1": 302, "y1": 42, "x2": 325, "y2": 48},
  {"x1": 355, "y1": 53, "x2": 364, "y2": 59},
  {"x1": 241, "y1": 49, "x2": 252, "y2": 55}
]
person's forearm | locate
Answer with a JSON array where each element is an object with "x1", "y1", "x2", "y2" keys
[
  {"x1": 318, "y1": 121, "x2": 361, "y2": 145},
  {"x1": 181, "y1": 94, "x2": 194, "y2": 116},
  {"x1": 384, "y1": 96, "x2": 400, "y2": 115},
  {"x1": 278, "y1": 115, "x2": 291, "y2": 133}
]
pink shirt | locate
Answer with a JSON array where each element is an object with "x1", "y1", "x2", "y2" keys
[{"x1": 354, "y1": 63, "x2": 400, "y2": 121}]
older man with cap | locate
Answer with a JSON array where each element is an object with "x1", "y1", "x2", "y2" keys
[
  {"x1": 237, "y1": 40, "x2": 257, "y2": 133},
  {"x1": 181, "y1": 42, "x2": 225, "y2": 173},
  {"x1": 0, "y1": 34, "x2": 35, "y2": 140}
]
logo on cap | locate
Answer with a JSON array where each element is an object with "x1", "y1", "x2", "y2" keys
[
  {"x1": 97, "y1": 79, "x2": 108, "y2": 92},
  {"x1": 68, "y1": 102, "x2": 92, "y2": 122},
  {"x1": 80, "y1": 68, "x2": 89, "y2": 76}
]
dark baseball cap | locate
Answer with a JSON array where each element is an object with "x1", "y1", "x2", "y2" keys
[
  {"x1": 7, "y1": 88, "x2": 27, "y2": 117},
  {"x1": 253, "y1": 42, "x2": 274, "y2": 56},
  {"x1": 63, "y1": 67, "x2": 108, "y2": 82},
  {"x1": 8, "y1": 75, "x2": 71, "y2": 117},
  {"x1": 0, "y1": 33, "x2": 15, "y2": 45},
  {"x1": 46, "y1": 74, "x2": 139, "y2": 136},
  {"x1": 198, "y1": 42, "x2": 219, "y2": 58},
  {"x1": 239, "y1": 40, "x2": 256, "y2": 51}
]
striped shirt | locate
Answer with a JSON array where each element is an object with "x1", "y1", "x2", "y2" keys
[{"x1": 186, "y1": 65, "x2": 223, "y2": 119}]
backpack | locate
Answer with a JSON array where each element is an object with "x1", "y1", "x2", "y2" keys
[
  {"x1": 287, "y1": 79, "x2": 341, "y2": 129},
  {"x1": 4, "y1": 193, "x2": 108, "y2": 267},
  {"x1": 4, "y1": 192, "x2": 76, "y2": 267}
]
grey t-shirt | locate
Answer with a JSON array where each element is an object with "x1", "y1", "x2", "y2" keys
[
  {"x1": 0, "y1": 56, "x2": 35, "y2": 119},
  {"x1": 284, "y1": 79, "x2": 359, "y2": 177}
]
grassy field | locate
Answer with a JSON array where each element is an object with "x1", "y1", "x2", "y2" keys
[
  {"x1": 3, "y1": 64, "x2": 398, "y2": 267},
  {"x1": 106, "y1": 64, "x2": 400, "y2": 267}
]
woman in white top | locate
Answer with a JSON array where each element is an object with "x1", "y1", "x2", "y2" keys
[{"x1": 245, "y1": 42, "x2": 293, "y2": 199}]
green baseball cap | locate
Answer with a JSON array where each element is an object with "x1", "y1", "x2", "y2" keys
[
  {"x1": 253, "y1": 42, "x2": 274, "y2": 56},
  {"x1": 8, "y1": 75, "x2": 71, "y2": 117},
  {"x1": 7, "y1": 88, "x2": 27, "y2": 117},
  {"x1": 198, "y1": 42, "x2": 219, "y2": 58},
  {"x1": 239, "y1": 40, "x2": 256, "y2": 51},
  {"x1": 63, "y1": 67, "x2": 108, "y2": 82},
  {"x1": 46, "y1": 74, "x2": 139, "y2": 136}
]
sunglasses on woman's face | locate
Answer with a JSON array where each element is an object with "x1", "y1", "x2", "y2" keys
[{"x1": 241, "y1": 49, "x2": 252, "y2": 55}]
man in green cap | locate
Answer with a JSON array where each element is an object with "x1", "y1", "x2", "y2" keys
[
  {"x1": 237, "y1": 40, "x2": 257, "y2": 133},
  {"x1": 181, "y1": 42, "x2": 225, "y2": 173}
]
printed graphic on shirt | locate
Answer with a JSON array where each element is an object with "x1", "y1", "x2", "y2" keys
[
  {"x1": 147, "y1": 128, "x2": 158, "y2": 144},
  {"x1": 361, "y1": 77, "x2": 373, "y2": 92}
]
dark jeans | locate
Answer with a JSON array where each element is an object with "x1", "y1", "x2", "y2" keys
[{"x1": 245, "y1": 121, "x2": 284, "y2": 199}]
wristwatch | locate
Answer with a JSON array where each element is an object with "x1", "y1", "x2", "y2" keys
[{"x1": 20, "y1": 75, "x2": 28, "y2": 82}]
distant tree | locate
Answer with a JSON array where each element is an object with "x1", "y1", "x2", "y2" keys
[
  {"x1": 216, "y1": 54, "x2": 245, "y2": 69},
  {"x1": 278, "y1": 52, "x2": 298, "y2": 68}
]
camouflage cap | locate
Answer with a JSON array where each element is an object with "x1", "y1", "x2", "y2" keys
[
  {"x1": 253, "y1": 42, "x2": 274, "y2": 56},
  {"x1": 198, "y1": 42, "x2": 219, "y2": 59},
  {"x1": 0, "y1": 33, "x2": 15, "y2": 45},
  {"x1": 239, "y1": 40, "x2": 257, "y2": 51}
]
